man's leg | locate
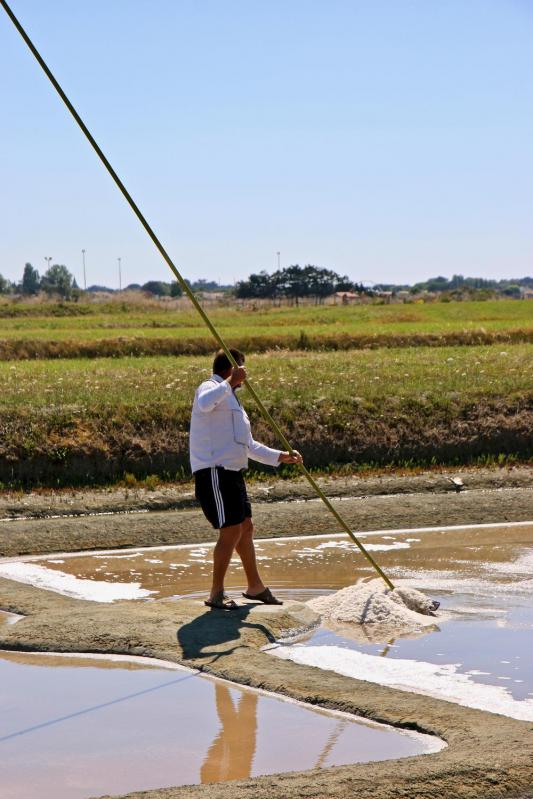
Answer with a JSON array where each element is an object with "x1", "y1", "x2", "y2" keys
[
  {"x1": 235, "y1": 517, "x2": 265, "y2": 596},
  {"x1": 209, "y1": 523, "x2": 242, "y2": 601}
]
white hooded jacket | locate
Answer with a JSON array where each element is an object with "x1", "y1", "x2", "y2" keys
[{"x1": 189, "y1": 374, "x2": 282, "y2": 473}]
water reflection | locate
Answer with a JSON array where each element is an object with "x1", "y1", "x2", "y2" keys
[
  {"x1": 379, "y1": 639, "x2": 396, "y2": 657},
  {"x1": 201, "y1": 684, "x2": 257, "y2": 783},
  {"x1": 315, "y1": 720, "x2": 349, "y2": 769},
  {"x1": 0, "y1": 652, "x2": 434, "y2": 799}
]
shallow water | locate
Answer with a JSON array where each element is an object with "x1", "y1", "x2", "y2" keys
[
  {"x1": 268, "y1": 525, "x2": 533, "y2": 720},
  {"x1": 0, "y1": 650, "x2": 437, "y2": 799},
  {"x1": 10, "y1": 521, "x2": 533, "y2": 602},
  {"x1": 5, "y1": 521, "x2": 532, "y2": 718}
]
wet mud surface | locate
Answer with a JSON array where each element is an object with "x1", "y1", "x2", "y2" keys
[
  {"x1": 0, "y1": 473, "x2": 532, "y2": 799},
  {"x1": 1, "y1": 480, "x2": 532, "y2": 559},
  {"x1": 0, "y1": 465, "x2": 530, "y2": 521}
]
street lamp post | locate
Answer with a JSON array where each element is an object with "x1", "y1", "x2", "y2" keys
[
  {"x1": 44, "y1": 256, "x2": 52, "y2": 272},
  {"x1": 118, "y1": 257, "x2": 122, "y2": 291},
  {"x1": 276, "y1": 251, "x2": 280, "y2": 271},
  {"x1": 81, "y1": 249, "x2": 87, "y2": 290}
]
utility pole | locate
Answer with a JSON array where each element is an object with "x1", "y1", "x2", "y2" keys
[
  {"x1": 82, "y1": 249, "x2": 87, "y2": 290},
  {"x1": 276, "y1": 251, "x2": 280, "y2": 270},
  {"x1": 118, "y1": 257, "x2": 122, "y2": 291},
  {"x1": 44, "y1": 256, "x2": 52, "y2": 271}
]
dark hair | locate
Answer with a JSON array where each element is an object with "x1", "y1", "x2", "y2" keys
[{"x1": 213, "y1": 348, "x2": 245, "y2": 376}]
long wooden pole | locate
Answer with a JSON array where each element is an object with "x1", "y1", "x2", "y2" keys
[{"x1": 0, "y1": 0, "x2": 394, "y2": 589}]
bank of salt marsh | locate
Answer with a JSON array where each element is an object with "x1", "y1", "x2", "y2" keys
[{"x1": 1, "y1": 345, "x2": 531, "y2": 487}]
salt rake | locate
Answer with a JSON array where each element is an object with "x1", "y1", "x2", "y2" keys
[{"x1": 1, "y1": 0, "x2": 394, "y2": 590}]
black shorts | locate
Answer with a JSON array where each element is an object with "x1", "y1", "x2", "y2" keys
[{"x1": 194, "y1": 467, "x2": 252, "y2": 530}]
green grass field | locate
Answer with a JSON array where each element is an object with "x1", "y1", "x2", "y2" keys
[
  {"x1": 0, "y1": 299, "x2": 531, "y2": 342},
  {"x1": 0, "y1": 298, "x2": 531, "y2": 486},
  {"x1": 2, "y1": 345, "x2": 530, "y2": 411}
]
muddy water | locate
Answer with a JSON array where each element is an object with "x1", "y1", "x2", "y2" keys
[
  {"x1": 0, "y1": 651, "x2": 437, "y2": 799},
  {"x1": 22, "y1": 520, "x2": 533, "y2": 601},
  {"x1": 16, "y1": 522, "x2": 533, "y2": 714}
]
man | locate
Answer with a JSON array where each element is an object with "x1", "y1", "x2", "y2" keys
[{"x1": 190, "y1": 348, "x2": 303, "y2": 610}]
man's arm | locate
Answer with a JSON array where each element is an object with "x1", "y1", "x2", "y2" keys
[
  {"x1": 248, "y1": 434, "x2": 303, "y2": 467},
  {"x1": 197, "y1": 366, "x2": 247, "y2": 412},
  {"x1": 196, "y1": 380, "x2": 232, "y2": 412},
  {"x1": 248, "y1": 435, "x2": 283, "y2": 467}
]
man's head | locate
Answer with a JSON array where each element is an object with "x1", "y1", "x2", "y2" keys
[{"x1": 213, "y1": 348, "x2": 245, "y2": 378}]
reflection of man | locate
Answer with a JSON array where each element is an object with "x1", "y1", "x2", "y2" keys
[
  {"x1": 190, "y1": 348, "x2": 302, "y2": 610},
  {"x1": 200, "y1": 683, "x2": 257, "y2": 783}
]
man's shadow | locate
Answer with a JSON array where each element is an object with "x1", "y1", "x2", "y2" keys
[{"x1": 177, "y1": 604, "x2": 277, "y2": 663}]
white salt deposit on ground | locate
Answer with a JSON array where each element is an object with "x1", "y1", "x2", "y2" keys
[
  {"x1": 397, "y1": 571, "x2": 533, "y2": 598},
  {"x1": 293, "y1": 541, "x2": 411, "y2": 557},
  {"x1": 307, "y1": 579, "x2": 439, "y2": 630},
  {"x1": 488, "y1": 550, "x2": 533, "y2": 575},
  {"x1": 271, "y1": 645, "x2": 533, "y2": 722},
  {"x1": 0, "y1": 562, "x2": 154, "y2": 603}
]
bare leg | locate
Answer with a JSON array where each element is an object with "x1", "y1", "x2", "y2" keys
[
  {"x1": 235, "y1": 518, "x2": 265, "y2": 596},
  {"x1": 209, "y1": 524, "x2": 242, "y2": 600}
]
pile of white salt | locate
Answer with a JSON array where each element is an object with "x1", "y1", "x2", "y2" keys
[{"x1": 307, "y1": 580, "x2": 439, "y2": 631}]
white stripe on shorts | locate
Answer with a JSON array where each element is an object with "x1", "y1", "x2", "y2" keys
[{"x1": 211, "y1": 467, "x2": 225, "y2": 528}]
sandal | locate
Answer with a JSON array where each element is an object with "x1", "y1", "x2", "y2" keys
[
  {"x1": 204, "y1": 592, "x2": 239, "y2": 610},
  {"x1": 242, "y1": 587, "x2": 283, "y2": 606}
]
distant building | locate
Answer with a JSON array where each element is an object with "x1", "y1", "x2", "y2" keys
[
  {"x1": 196, "y1": 291, "x2": 226, "y2": 301},
  {"x1": 375, "y1": 290, "x2": 393, "y2": 303},
  {"x1": 520, "y1": 287, "x2": 533, "y2": 300},
  {"x1": 333, "y1": 291, "x2": 360, "y2": 304}
]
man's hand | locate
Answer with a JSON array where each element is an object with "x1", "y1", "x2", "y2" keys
[
  {"x1": 228, "y1": 365, "x2": 247, "y2": 388},
  {"x1": 278, "y1": 450, "x2": 303, "y2": 465}
]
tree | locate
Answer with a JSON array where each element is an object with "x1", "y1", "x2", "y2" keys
[
  {"x1": 21, "y1": 263, "x2": 40, "y2": 295},
  {"x1": 87, "y1": 284, "x2": 114, "y2": 293},
  {"x1": 0, "y1": 274, "x2": 12, "y2": 294},
  {"x1": 303, "y1": 265, "x2": 340, "y2": 303},
  {"x1": 235, "y1": 265, "x2": 357, "y2": 302},
  {"x1": 190, "y1": 279, "x2": 219, "y2": 292},
  {"x1": 501, "y1": 284, "x2": 521, "y2": 298},
  {"x1": 142, "y1": 280, "x2": 171, "y2": 296},
  {"x1": 170, "y1": 281, "x2": 183, "y2": 297},
  {"x1": 335, "y1": 276, "x2": 355, "y2": 294},
  {"x1": 235, "y1": 271, "x2": 276, "y2": 299},
  {"x1": 40, "y1": 264, "x2": 76, "y2": 299},
  {"x1": 273, "y1": 265, "x2": 308, "y2": 305}
]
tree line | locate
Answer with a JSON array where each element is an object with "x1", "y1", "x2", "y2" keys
[
  {"x1": 376, "y1": 274, "x2": 533, "y2": 297},
  {"x1": 235, "y1": 265, "x2": 365, "y2": 304},
  {"x1": 0, "y1": 263, "x2": 244, "y2": 299},
  {"x1": 0, "y1": 263, "x2": 80, "y2": 299},
  {"x1": 2, "y1": 262, "x2": 531, "y2": 301},
  {"x1": 0, "y1": 264, "x2": 188, "y2": 300}
]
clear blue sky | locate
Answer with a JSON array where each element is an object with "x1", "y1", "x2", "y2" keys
[{"x1": 1, "y1": 0, "x2": 532, "y2": 288}]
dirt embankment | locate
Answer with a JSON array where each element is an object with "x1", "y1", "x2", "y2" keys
[
  {"x1": 1, "y1": 398, "x2": 532, "y2": 487},
  {"x1": 0, "y1": 465, "x2": 529, "y2": 519},
  {"x1": 0, "y1": 467, "x2": 531, "y2": 558},
  {"x1": 1, "y1": 327, "x2": 532, "y2": 361}
]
